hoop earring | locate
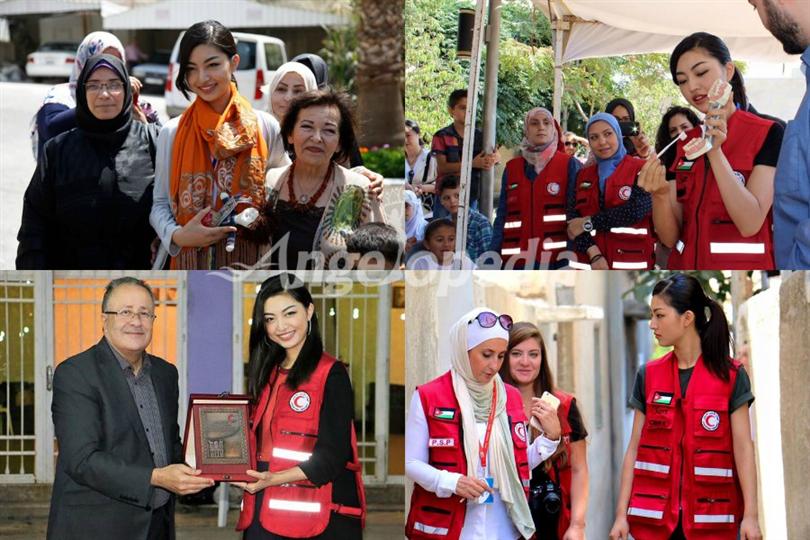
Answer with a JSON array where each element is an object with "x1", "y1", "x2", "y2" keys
[{"x1": 307, "y1": 319, "x2": 311, "y2": 336}]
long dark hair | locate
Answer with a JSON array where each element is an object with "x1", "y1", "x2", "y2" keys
[
  {"x1": 652, "y1": 273, "x2": 733, "y2": 381},
  {"x1": 176, "y1": 20, "x2": 238, "y2": 100},
  {"x1": 670, "y1": 32, "x2": 749, "y2": 110},
  {"x1": 246, "y1": 273, "x2": 324, "y2": 400},
  {"x1": 655, "y1": 106, "x2": 701, "y2": 169},
  {"x1": 500, "y1": 322, "x2": 555, "y2": 397}
]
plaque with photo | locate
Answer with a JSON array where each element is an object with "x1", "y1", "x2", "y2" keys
[{"x1": 182, "y1": 394, "x2": 256, "y2": 482}]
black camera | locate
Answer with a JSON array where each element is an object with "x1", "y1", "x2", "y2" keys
[
  {"x1": 619, "y1": 121, "x2": 641, "y2": 138},
  {"x1": 529, "y1": 480, "x2": 561, "y2": 517}
]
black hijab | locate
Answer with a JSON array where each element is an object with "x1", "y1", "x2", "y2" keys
[
  {"x1": 605, "y1": 97, "x2": 637, "y2": 155},
  {"x1": 75, "y1": 54, "x2": 132, "y2": 140},
  {"x1": 292, "y1": 53, "x2": 329, "y2": 89}
]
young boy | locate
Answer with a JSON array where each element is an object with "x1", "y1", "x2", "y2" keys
[
  {"x1": 431, "y1": 89, "x2": 498, "y2": 216},
  {"x1": 438, "y1": 175, "x2": 493, "y2": 262}
]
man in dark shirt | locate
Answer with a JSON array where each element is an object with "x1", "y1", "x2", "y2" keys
[
  {"x1": 431, "y1": 88, "x2": 499, "y2": 217},
  {"x1": 47, "y1": 277, "x2": 212, "y2": 540}
]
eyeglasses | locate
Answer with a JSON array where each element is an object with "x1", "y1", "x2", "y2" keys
[
  {"x1": 564, "y1": 141, "x2": 578, "y2": 147},
  {"x1": 86, "y1": 81, "x2": 125, "y2": 95},
  {"x1": 468, "y1": 311, "x2": 513, "y2": 331},
  {"x1": 102, "y1": 309, "x2": 157, "y2": 322}
]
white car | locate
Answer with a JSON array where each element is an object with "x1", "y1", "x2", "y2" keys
[
  {"x1": 25, "y1": 42, "x2": 79, "y2": 81},
  {"x1": 164, "y1": 32, "x2": 286, "y2": 118}
]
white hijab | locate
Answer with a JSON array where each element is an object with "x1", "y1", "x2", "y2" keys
[
  {"x1": 265, "y1": 61, "x2": 317, "y2": 120},
  {"x1": 449, "y1": 307, "x2": 535, "y2": 539}
]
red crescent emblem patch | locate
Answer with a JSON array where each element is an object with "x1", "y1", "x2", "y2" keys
[{"x1": 289, "y1": 391, "x2": 311, "y2": 412}]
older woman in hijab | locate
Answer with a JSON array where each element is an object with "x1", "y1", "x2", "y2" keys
[
  {"x1": 567, "y1": 112, "x2": 655, "y2": 270},
  {"x1": 491, "y1": 107, "x2": 581, "y2": 269},
  {"x1": 30, "y1": 31, "x2": 159, "y2": 159},
  {"x1": 18, "y1": 54, "x2": 159, "y2": 269},
  {"x1": 405, "y1": 307, "x2": 561, "y2": 540},
  {"x1": 266, "y1": 61, "x2": 317, "y2": 122},
  {"x1": 405, "y1": 190, "x2": 428, "y2": 251}
]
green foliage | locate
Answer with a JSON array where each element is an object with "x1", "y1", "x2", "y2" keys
[
  {"x1": 495, "y1": 40, "x2": 553, "y2": 147},
  {"x1": 624, "y1": 271, "x2": 733, "y2": 304},
  {"x1": 320, "y1": 18, "x2": 359, "y2": 93},
  {"x1": 406, "y1": 0, "x2": 688, "y2": 148},
  {"x1": 404, "y1": 0, "x2": 468, "y2": 137},
  {"x1": 361, "y1": 147, "x2": 405, "y2": 178}
]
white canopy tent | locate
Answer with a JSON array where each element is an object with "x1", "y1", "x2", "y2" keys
[{"x1": 534, "y1": 0, "x2": 800, "y2": 119}]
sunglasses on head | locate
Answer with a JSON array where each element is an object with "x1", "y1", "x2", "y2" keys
[{"x1": 468, "y1": 311, "x2": 513, "y2": 331}]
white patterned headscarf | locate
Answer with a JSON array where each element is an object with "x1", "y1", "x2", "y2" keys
[
  {"x1": 42, "y1": 32, "x2": 126, "y2": 108},
  {"x1": 450, "y1": 307, "x2": 535, "y2": 539}
]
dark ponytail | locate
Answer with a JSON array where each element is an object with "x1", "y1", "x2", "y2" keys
[
  {"x1": 670, "y1": 32, "x2": 749, "y2": 110},
  {"x1": 652, "y1": 273, "x2": 733, "y2": 381}
]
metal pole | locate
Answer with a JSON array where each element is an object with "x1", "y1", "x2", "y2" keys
[
  {"x1": 551, "y1": 18, "x2": 568, "y2": 122},
  {"x1": 374, "y1": 284, "x2": 392, "y2": 483},
  {"x1": 454, "y1": 0, "x2": 487, "y2": 269},
  {"x1": 480, "y1": 0, "x2": 502, "y2": 220}
]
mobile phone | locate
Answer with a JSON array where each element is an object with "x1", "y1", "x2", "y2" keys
[{"x1": 619, "y1": 121, "x2": 640, "y2": 138}]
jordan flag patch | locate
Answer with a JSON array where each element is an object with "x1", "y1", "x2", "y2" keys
[
  {"x1": 434, "y1": 408, "x2": 456, "y2": 420},
  {"x1": 653, "y1": 392, "x2": 674, "y2": 405}
]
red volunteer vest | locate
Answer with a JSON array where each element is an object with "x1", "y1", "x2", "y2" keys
[
  {"x1": 236, "y1": 354, "x2": 366, "y2": 537},
  {"x1": 627, "y1": 352, "x2": 743, "y2": 540},
  {"x1": 545, "y1": 390, "x2": 574, "y2": 539},
  {"x1": 574, "y1": 155, "x2": 655, "y2": 269},
  {"x1": 500, "y1": 154, "x2": 572, "y2": 267},
  {"x1": 405, "y1": 371, "x2": 531, "y2": 540},
  {"x1": 668, "y1": 110, "x2": 775, "y2": 270}
]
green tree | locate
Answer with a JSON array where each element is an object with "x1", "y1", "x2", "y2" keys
[{"x1": 406, "y1": 0, "x2": 687, "y2": 146}]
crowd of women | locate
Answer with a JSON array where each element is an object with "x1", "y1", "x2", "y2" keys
[
  {"x1": 406, "y1": 273, "x2": 761, "y2": 540},
  {"x1": 406, "y1": 31, "x2": 786, "y2": 271},
  {"x1": 16, "y1": 21, "x2": 387, "y2": 271}
]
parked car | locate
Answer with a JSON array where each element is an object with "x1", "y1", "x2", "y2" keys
[
  {"x1": 164, "y1": 31, "x2": 286, "y2": 117},
  {"x1": 131, "y1": 49, "x2": 171, "y2": 94},
  {"x1": 25, "y1": 42, "x2": 79, "y2": 81}
]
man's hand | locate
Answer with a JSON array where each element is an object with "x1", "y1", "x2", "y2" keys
[{"x1": 151, "y1": 464, "x2": 213, "y2": 495}]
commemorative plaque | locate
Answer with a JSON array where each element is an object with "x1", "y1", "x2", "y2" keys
[{"x1": 182, "y1": 394, "x2": 256, "y2": 482}]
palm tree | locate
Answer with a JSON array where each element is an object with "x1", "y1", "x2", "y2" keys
[{"x1": 354, "y1": 0, "x2": 405, "y2": 147}]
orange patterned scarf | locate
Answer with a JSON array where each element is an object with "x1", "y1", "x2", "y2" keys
[{"x1": 170, "y1": 82, "x2": 268, "y2": 227}]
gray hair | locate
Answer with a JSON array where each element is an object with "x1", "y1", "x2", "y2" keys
[{"x1": 101, "y1": 277, "x2": 155, "y2": 311}]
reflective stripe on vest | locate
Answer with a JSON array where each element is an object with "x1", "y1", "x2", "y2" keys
[
  {"x1": 504, "y1": 220, "x2": 522, "y2": 229},
  {"x1": 628, "y1": 507, "x2": 663, "y2": 520},
  {"x1": 543, "y1": 240, "x2": 567, "y2": 250},
  {"x1": 543, "y1": 214, "x2": 567, "y2": 223},
  {"x1": 694, "y1": 466, "x2": 733, "y2": 478},
  {"x1": 502, "y1": 247, "x2": 521, "y2": 255},
  {"x1": 568, "y1": 260, "x2": 591, "y2": 270},
  {"x1": 268, "y1": 499, "x2": 321, "y2": 513},
  {"x1": 613, "y1": 261, "x2": 649, "y2": 270},
  {"x1": 413, "y1": 521, "x2": 450, "y2": 536},
  {"x1": 272, "y1": 447, "x2": 312, "y2": 462},
  {"x1": 694, "y1": 514, "x2": 735, "y2": 524},
  {"x1": 634, "y1": 461, "x2": 670, "y2": 474},
  {"x1": 610, "y1": 227, "x2": 649, "y2": 235},
  {"x1": 709, "y1": 242, "x2": 765, "y2": 254}
]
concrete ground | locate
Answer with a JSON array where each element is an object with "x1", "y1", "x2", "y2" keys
[{"x1": 0, "y1": 506, "x2": 404, "y2": 539}]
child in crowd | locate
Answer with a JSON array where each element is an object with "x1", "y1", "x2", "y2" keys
[
  {"x1": 437, "y1": 175, "x2": 493, "y2": 262},
  {"x1": 346, "y1": 222, "x2": 403, "y2": 270},
  {"x1": 407, "y1": 218, "x2": 475, "y2": 270},
  {"x1": 431, "y1": 89, "x2": 498, "y2": 216}
]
